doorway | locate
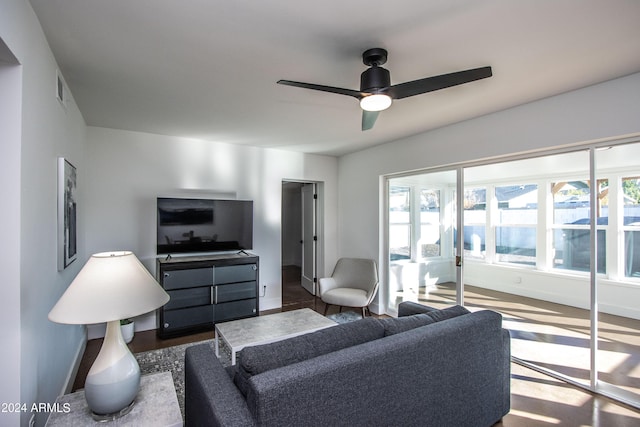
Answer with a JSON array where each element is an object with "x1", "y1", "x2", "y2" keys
[{"x1": 281, "y1": 181, "x2": 321, "y2": 310}]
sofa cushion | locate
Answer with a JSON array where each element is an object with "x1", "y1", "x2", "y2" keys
[
  {"x1": 234, "y1": 317, "x2": 385, "y2": 396},
  {"x1": 424, "y1": 304, "x2": 470, "y2": 322},
  {"x1": 378, "y1": 313, "x2": 435, "y2": 336},
  {"x1": 378, "y1": 305, "x2": 470, "y2": 336},
  {"x1": 397, "y1": 301, "x2": 438, "y2": 317}
]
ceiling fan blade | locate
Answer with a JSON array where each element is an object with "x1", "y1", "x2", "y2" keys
[
  {"x1": 277, "y1": 80, "x2": 364, "y2": 99},
  {"x1": 362, "y1": 110, "x2": 379, "y2": 131},
  {"x1": 385, "y1": 66, "x2": 492, "y2": 100}
]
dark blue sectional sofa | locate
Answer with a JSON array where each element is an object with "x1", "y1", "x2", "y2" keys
[{"x1": 185, "y1": 301, "x2": 511, "y2": 426}]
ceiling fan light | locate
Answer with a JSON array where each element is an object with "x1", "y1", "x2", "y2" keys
[{"x1": 360, "y1": 94, "x2": 392, "y2": 112}]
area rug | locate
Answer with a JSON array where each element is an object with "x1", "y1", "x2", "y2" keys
[
  {"x1": 135, "y1": 339, "x2": 231, "y2": 419},
  {"x1": 326, "y1": 311, "x2": 363, "y2": 323}
]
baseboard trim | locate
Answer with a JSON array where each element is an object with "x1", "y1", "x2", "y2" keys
[{"x1": 369, "y1": 301, "x2": 382, "y2": 315}]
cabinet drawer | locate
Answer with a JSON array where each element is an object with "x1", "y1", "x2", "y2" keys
[
  {"x1": 162, "y1": 267, "x2": 213, "y2": 290},
  {"x1": 163, "y1": 305, "x2": 213, "y2": 330},
  {"x1": 166, "y1": 287, "x2": 211, "y2": 310},
  {"x1": 215, "y1": 281, "x2": 256, "y2": 303},
  {"x1": 214, "y1": 299, "x2": 257, "y2": 322},
  {"x1": 214, "y1": 264, "x2": 257, "y2": 284}
]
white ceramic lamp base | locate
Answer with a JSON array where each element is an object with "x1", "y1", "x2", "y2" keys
[{"x1": 84, "y1": 320, "x2": 140, "y2": 419}]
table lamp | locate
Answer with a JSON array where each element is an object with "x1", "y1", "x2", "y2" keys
[{"x1": 49, "y1": 251, "x2": 170, "y2": 420}]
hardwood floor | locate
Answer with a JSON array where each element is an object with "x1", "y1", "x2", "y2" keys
[
  {"x1": 71, "y1": 329, "x2": 215, "y2": 392},
  {"x1": 73, "y1": 266, "x2": 640, "y2": 426},
  {"x1": 418, "y1": 282, "x2": 640, "y2": 399}
]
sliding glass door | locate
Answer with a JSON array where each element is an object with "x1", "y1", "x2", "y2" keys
[
  {"x1": 463, "y1": 151, "x2": 593, "y2": 390},
  {"x1": 385, "y1": 138, "x2": 640, "y2": 409},
  {"x1": 387, "y1": 170, "x2": 459, "y2": 313},
  {"x1": 595, "y1": 142, "x2": 640, "y2": 405}
]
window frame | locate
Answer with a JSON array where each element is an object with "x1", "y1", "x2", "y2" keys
[{"x1": 389, "y1": 183, "x2": 452, "y2": 263}]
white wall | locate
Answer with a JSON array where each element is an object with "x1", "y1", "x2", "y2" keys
[
  {"x1": 0, "y1": 37, "x2": 23, "y2": 427},
  {"x1": 338, "y1": 72, "x2": 640, "y2": 315},
  {"x1": 0, "y1": 1, "x2": 88, "y2": 426},
  {"x1": 84, "y1": 127, "x2": 338, "y2": 336},
  {"x1": 464, "y1": 262, "x2": 640, "y2": 319}
]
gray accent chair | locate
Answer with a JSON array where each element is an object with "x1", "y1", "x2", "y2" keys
[{"x1": 318, "y1": 257, "x2": 379, "y2": 317}]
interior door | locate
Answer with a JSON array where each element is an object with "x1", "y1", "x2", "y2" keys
[{"x1": 301, "y1": 183, "x2": 317, "y2": 294}]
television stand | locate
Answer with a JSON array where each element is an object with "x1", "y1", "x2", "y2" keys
[{"x1": 156, "y1": 253, "x2": 259, "y2": 338}]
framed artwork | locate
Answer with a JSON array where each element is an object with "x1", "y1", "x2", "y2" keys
[{"x1": 58, "y1": 158, "x2": 77, "y2": 270}]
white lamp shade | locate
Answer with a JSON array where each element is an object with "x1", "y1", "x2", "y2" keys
[
  {"x1": 49, "y1": 251, "x2": 170, "y2": 324},
  {"x1": 359, "y1": 94, "x2": 392, "y2": 112}
]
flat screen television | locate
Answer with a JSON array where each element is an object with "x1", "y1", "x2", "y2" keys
[{"x1": 157, "y1": 197, "x2": 253, "y2": 255}]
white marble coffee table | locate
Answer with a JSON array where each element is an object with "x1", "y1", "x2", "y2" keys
[{"x1": 215, "y1": 308, "x2": 337, "y2": 365}]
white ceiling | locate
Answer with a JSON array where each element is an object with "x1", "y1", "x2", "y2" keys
[{"x1": 29, "y1": 0, "x2": 640, "y2": 157}]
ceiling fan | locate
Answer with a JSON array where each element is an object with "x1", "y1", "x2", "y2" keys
[{"x1": 278, "y1": 48, "x2": 492, "y2": 131}]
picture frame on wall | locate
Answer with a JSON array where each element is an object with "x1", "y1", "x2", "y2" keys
[{"x1": 58, "y1": 157, "x2": 77, "y2": 270}]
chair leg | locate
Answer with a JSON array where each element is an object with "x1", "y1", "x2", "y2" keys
[
  {"x1": 362, "y1": 307, "x2": 367, "y2": 318},
  {"x1": 323, "y1": 303, "x2": 329, "y2": 316}
]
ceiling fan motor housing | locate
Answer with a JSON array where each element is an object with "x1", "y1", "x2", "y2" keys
[
  {"x1": 360, "y1": 48, "x2": 390, "y2": 92},
  {"x1": 360, "y1": 66, "x2": 391, "y2": 92}
]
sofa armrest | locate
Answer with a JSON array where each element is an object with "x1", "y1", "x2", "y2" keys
[
  {"x1": 501, "y1": 328, "x2": 511, "y2": 415},
  {"x1": 397, "y1": 301, "x2": 437, "y2": 317},
  {"x1": 185, "y1": 344, "x2": 255, "y2": 427}
]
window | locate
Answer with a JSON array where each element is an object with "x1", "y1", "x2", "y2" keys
[
  {"x1": 389, "y1": 186, "x2": 411, "y2": 260},
  {"x1": 623, "y1": 176, "x2": 640, "y2": 278},
  {"x1": 464, "y1": 187, "x2": 486, "y2": 260},
  {"x1": 551, "y1": 180, "x2": 606, "y2": 274},
  {"x1": 495, "y1": 184, "x2": 538, "y2": 266},
  {"x1": 390, "y1": 184, "x2": 449, "y2": 262},
  {"x1": 420, "y1": 189, "x2": 441, "y2": 258}
]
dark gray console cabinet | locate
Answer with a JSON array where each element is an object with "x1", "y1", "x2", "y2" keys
[{"x1": 156, "y1": 253, "x2": 259, "y2": 338}]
